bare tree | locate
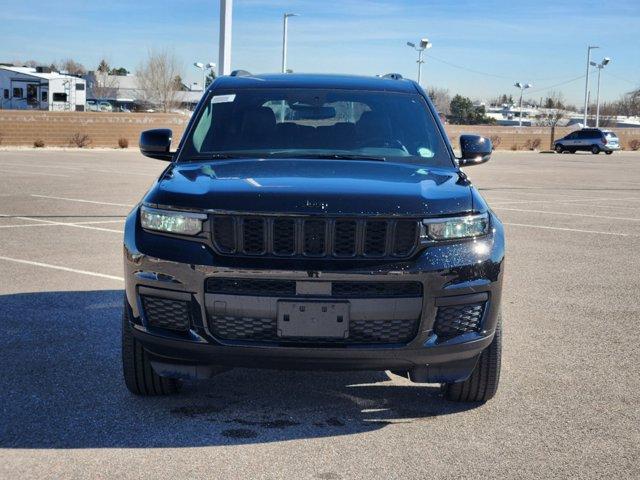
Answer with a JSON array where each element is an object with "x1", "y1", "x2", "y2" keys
[
  {"x1": 536, "y1": 109, "x2": 566, "y2": 149},
  {"x1": 136, "y1": 49, "x2": 183, "y2": 112},
  {"x1": 58, "y1": 58, "x2": 86, "y2": 75},
  {"x1": 427, "y1": 87, "x2": 451, "y2": 116},
  {"x1": 90, "y1": 72, "x2": 118, "y2": 100},
  {"x1": 89, "y1": 58, "x2": 118, "y2": 99},
  {"x1": 534, "y1": 91, "x2": 568, "y2": 148}
]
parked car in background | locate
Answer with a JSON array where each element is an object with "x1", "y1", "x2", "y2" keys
[
  {"x1": 86, "y1": 99, "x2": 114, "y2": 112},
  {"x1": 98, "y1": 100, "x2": 113, "y2": 112},
  {"x1": 86, "y1": 100, "x2": 99, "y2": 112},
  {"x1": 554, "y1": 128, "x2": 620, "y2": 154}
]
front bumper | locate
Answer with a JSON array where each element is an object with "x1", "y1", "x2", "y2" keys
[{"x1": 123, "y1": 209, "x2": 505, "y2": 382}]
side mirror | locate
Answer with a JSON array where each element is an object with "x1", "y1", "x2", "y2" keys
[
  {"x1": 458, "y1": 134, "x2": 492, "y2": 167},
  {"x1": 139, "y1": 129, "x2": 174, "y2": 161}
]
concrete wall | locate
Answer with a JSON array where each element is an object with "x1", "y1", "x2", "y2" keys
[
  {"x1": 0, "y1": 111, "x2": 189, "y2": 147},
  {"x1": 0, "y1": 110, "x2": 639, "y2": 150}
]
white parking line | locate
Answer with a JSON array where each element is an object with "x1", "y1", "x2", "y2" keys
[
  {"x1": 496, "y1": 207, "x2": 640, "y2": 222},
  {"x1": 0, "y1": 255, "x2": 123, "y2": 281},
  {"x1": 490, "y1": 198, "x2": 639, "y2": 210},
  {"x1": 0, "y1": 214, "x2": 123, "y2": 233},
  {"x1": 503, "y1": 222, "x2": 639, "y2": 237},
  {"x1": 31, "y1": 194, "x2": 133, "y2": 207},
  {"x1": 0, "y1": 219, "x2": 124, "y2": 229},
  {"x1": 491, "y1": 196, "x2": 640, "y2": 206},
  {"x1": 0, "y1": 169, "x2": 70, "y2": 178},
  {"x1": 0, "y1": 162, "x2": 156, "y2": 177}
]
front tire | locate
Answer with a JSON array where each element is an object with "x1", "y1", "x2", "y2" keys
[
  {"x1": 554, "y1": 144, "x2": 564, "y2": 153},
  {"x1": 122, "y1": 297, "x2": 182, "y2": 396},
  {"x1": 444, "y1": 317, "x2": 502, "y2": 403},
  {"x1": 605, "y1": 150, "x2": 613, "y2": 155}
]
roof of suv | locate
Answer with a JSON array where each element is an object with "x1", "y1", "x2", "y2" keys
[{"x1": 212, "y1": 73, "x2": 419, "y2": 93}]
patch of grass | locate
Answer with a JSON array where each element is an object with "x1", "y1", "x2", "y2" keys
[
  {"x1": 33, "y1": 139, "x2": 45, "y2": 148},
  {"x1": 117, "y1": 137, "x2": 129, "y2": 149}
]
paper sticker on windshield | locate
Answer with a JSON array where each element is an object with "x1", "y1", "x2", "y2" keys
[
  {"x1": 418, "y1": 147, "x2": 435, "y2": 158},
  {"x1": 211, "y1": 94, "x2": 236, "y2": 104}
]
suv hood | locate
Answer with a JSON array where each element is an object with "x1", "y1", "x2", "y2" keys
[{"x1": 144, "y1": 159, "x2": 472, "y2": 217}]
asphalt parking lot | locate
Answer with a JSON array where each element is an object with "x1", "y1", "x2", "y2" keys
[{"x1": 1, "y1": 149, "x2": 639, "y2": 479}]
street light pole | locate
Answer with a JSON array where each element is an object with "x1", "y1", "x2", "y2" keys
[
  {"x1": 193, "y1": 62, "x2": 216, "y2": 91},
  {"x1": 514, "y1": 82, "x2": 532, "y2": 127},
  {"x1": 595, "y1": 67, "x2": 602, "y2": 128},
  {"x1": 218, "y1": 0, "x2": 233, "y2": 75},
  {"x1": 583, "y1": 45, "x2": 599, "y2": 127},
  {"x1": 406, "y1": 38, "x2": 431, "y2": 86},
  {"x1": 282, "y1": 13, "x2": 299, "y2": 73},
  {"x1": 590, "y1": 57, "x2": 611, "y2": 128},
  {"x1": 417, "y1": 49, "x2": 424, "y2": 85}
]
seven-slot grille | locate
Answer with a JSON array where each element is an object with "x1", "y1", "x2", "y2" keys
[{"x1": 211, "y1": 215, "x2": 419, "y2": 258}]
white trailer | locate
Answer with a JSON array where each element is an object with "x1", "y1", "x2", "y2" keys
[{"x1": 0, "y1": 66, "x2": 87, "y2": 111}]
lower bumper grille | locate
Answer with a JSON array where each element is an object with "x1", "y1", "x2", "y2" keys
[
  {"x1": 209, "y1": 316, "x2": 419, "y2": 345},
  {"x1": 141, "y1": 296, "x2": 191, "y2": 331},
  {"x1": 433, "y1": 303, "x2": 485, "y2": 340},
  {"x1": 206, "y1": 278, "x2": 422, "y2": 298}
]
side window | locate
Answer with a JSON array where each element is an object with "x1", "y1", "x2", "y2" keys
[
  {"x1": 75, "y1": 83, "x2": 85, "y2": 91},
  {"x1": 3, "y1": 89, "x2": 8, "y2": 99},
  {"x1": 53, "y1": 93, "x2": 67, "y2": 102},
  {"x1": 192, "y1": 101, "x2": 212, "y2": 152},
  {"x1": 13, "y1": 87, "x2": 23, "y2": 98},
  {"x1": 41, "y1": 91, "x2": 48, "y2": 102}
]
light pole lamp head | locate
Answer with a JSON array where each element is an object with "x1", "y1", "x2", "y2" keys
[
  {"x1": 525, "y1": 83, "x2": 532, "y2": 89},
  {"x1": 601, "y1": 57, "x2": 611, "y2": 66},
  {"x1": 406, "y1": 41, "x2": 416, "y2": 48},
  {"x1": 590, "y1": 61, "x2": 597, "y2": 67},
  {"x1": 514, "y1": 82, "x2": 522, "y2": 89},
  {"x1": 206, "y1": 62, "x2": 216, "y2": 69},
  {"x1": 193, "y1": 62, "x2": 204, "y2": 69},
  {"x1": 419, "y1": 38, "x2": 431, "y2": 49},
  {"x1": 284, "y1": 12, "x2": 299, "y2": 18}
]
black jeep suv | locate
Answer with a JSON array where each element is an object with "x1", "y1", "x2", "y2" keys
[{"x1": 123, "y1": 73, "x2": 505, "y2": 403}]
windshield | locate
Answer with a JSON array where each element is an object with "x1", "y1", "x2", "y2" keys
[{"x1": 180, "y1": 88, "x2": 452, "y2": 167}]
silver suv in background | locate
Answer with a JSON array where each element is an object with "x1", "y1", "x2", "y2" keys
[{"x1": 554, "y1": 128, "x2": 620, "y2": 155}]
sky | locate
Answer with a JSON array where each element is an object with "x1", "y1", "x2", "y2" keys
[{"x1": 1, "y1": 0, "x2": 639, "y2": 104}]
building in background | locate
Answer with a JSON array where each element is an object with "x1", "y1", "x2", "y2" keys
[
  {"x1": 0, "y1": 65, "x2": 86, "y2": 111},
  {"x1": 84, "y1": 71, "x2": 203, "y2": 112}
]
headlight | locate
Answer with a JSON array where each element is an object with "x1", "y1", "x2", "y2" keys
[
  {"x1": 421, "y1": 213, "x2": 489, "y2": 241},
  {"x1": 140, "y1": 206, "x2": 206, "y2": 236}
]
